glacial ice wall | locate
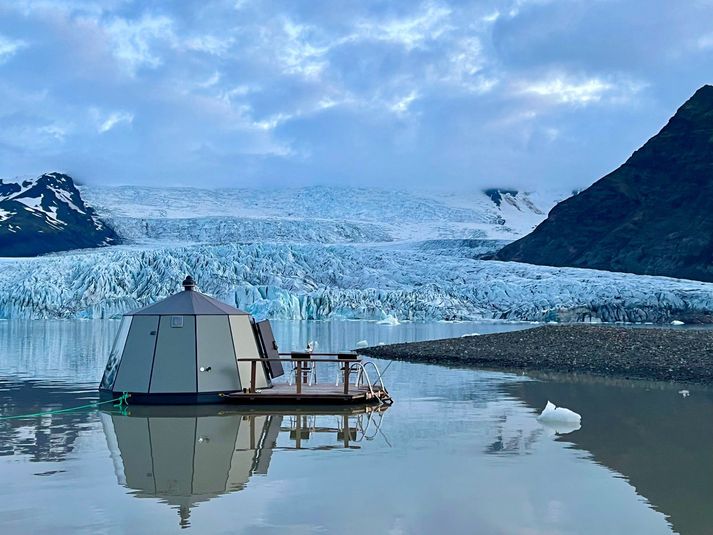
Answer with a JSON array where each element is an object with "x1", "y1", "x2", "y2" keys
[
  {"x1": 1, "y1": 243, "x2": 712, "y2": 323},
  {"x1": 106, "y1": 216, "x2": 393, "y2": 244}
]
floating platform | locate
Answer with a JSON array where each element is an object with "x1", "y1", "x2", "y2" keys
[
  {"x1": 221, "y1": 383, "x2": 392, "y2": 405},
  {"x1": 99, "y1": 276, "x2": 393, "y2": 406}
]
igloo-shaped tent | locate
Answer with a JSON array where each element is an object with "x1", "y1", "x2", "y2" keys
[{"x1": 100, "y1": 276, "x2": 284, "y2": 404}]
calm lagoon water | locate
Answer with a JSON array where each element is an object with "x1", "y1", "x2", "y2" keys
[{"x1": 0, "y1": 319, "x2": 710, "y2": 534}]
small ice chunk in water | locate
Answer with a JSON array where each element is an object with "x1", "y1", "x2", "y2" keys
[
  {"x1": 355, "y1": 340, "x2": 368, "y2": 348},
  {"x1": 671, "y1": 320, "x2": 685, "y2": 325},
  {"x1": 679, "y1": 389, "x2": 690, "y2": 397},
  {"x1": 377, "y1": 315, "x2": 400, "y2": 326},
  {"x1": 537, "y1": 401, "x2": 581, "y2": 424}
]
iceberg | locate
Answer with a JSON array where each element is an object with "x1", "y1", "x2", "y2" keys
[
  {"x1": 537, "y1": 401, "x2": 582, "y2": 425},
  {"x1": 537, "y1": 401, "x2": 582, "y2": 434}
]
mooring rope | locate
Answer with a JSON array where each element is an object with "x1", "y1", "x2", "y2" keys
[{"x1": 0, "y1": 392, "x2": 130, "y2": 421}]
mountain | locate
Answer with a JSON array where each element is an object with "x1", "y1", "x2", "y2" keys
[
  {"x1": 496, "y1": 85, "x2": 713, "y2": 282},
  {"x1": 0, "y1": 172, "x2": 119, "y2": 257}
]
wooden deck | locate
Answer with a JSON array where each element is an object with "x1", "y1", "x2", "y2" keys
[{"x1": 222, "y1": 383, "x2": 391, "y2": 405}]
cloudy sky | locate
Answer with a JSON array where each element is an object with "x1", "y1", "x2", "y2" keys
[{"x1": 0, "y1": 0, "x2": 711, "y2": 189}]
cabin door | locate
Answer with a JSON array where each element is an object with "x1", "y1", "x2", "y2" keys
[{"x1": 255, "y1": 320, "x2": 285, "y2": 379}]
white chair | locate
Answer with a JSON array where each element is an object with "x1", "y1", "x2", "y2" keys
[
  {"x1": 288, "y1": 351, "x2": 317, "y2": 386},
  {"x1": 335, "y1": 352, "x2": 359, "y2": 387}
]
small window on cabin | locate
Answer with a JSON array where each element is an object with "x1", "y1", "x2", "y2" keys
[{"x1": 170, "y1": 316, "x2": 184, "y2": 328}]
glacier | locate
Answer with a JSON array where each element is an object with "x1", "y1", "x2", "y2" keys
[
  {"x1": 81, "y1": 184, "x2": 568, "y2": 242},
  {"x1": 2, "y1": 183, "x2": 711, "y2": 323},
  {"x1": 1, "y1": 242, "x2": 712, "y2": 322},
  {"x1": 104, "y1": 215, "x2": 393, "y2": 245}
]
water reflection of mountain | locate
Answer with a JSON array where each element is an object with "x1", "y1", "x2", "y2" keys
[
  {"x1": 101, "y1": 406, "x2": 389, "y2": 528},
  {"x1": 504, "y1": 376, "x2": 713, "y2": 535},
  {"x1": 0, "y1": 321, "x2": 119, "y2": 462},
  {"x1": 0, "y1": 379, "x2": 97, "y2": 461}
]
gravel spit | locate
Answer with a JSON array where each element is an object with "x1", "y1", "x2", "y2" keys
[{"x1": 357, "y1": 324, "x2": 713, "y2": 384}]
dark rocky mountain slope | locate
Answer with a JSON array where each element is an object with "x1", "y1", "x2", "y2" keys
[
  {"x1": 496, "y1": 85, "x2": 713, "y2": 282},
  {"x1": 0, "y1": 172, "x2": 119, "y2": 257}
]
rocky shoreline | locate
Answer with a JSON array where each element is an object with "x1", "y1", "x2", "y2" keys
[{"x1": 357, "y1": 324, "x2": 713, "y2": 384}]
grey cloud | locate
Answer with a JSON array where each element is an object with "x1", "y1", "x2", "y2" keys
[{"x1": 0, "y1": 0, "x2": 710, "y2": 190}]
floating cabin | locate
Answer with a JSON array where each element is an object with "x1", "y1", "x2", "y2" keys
[{"x1": 100, "y1": 276, "x2": 391, "y2": 405}]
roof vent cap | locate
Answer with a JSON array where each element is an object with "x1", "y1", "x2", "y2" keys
[{"x1": 182, "y1": 275, "x2": 196, "y2": 291}]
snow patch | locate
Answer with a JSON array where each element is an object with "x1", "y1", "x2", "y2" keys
[
  {"x1": 16, "y1": 194, "x2": 45, "y2": 212},
  {"x1": 14, "y1": 194, "x2": 65, "y2": 226},
  {"x1": 48, "y1": 185, "x2": 85, "y2": 214}
]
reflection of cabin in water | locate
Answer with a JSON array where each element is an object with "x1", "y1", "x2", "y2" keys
[
  {"x1": 101, "y1": 408, "x2": 279, "y2": 527},
  {"x1": 100, "y1": 276, "x2": 390, "y2": 405},
  {"x1": 100, "y1": 406, "x2": 388, "y2": 527}
]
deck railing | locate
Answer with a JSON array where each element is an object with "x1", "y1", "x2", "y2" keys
[{"x1": 234, "y1": 355, "x2": 385, "y2": 399}]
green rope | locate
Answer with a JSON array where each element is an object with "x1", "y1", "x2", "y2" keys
[
  {"x1": 114, "y1": 392, "x2": 130, "y2": 408},
  {"x1": 0, "y1": 392, "x2": 130, "y2": 421}
]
